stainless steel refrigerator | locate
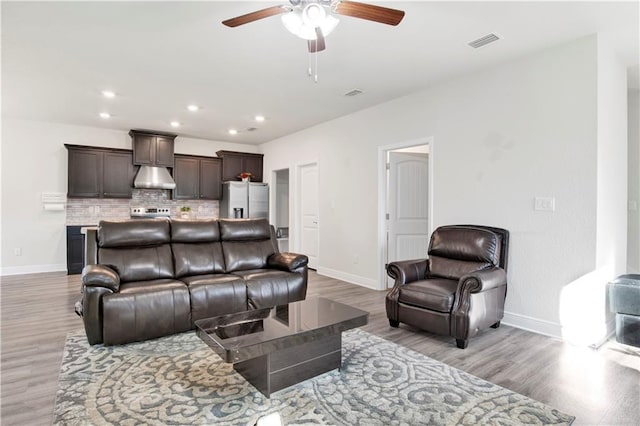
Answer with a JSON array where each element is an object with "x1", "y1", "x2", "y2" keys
[{"x1": 220, "y1": 182, "x2": 269, "y2": 219}]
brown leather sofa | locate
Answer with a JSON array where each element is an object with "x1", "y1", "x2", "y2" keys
[
  {"x1": 386, "y1": 225, "x2": 509, "y2": 349},
  {"x1": 77, "y1": 218, "x2": 308, "y2": 345}
]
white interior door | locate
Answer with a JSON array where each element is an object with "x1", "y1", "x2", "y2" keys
[
  {"x1": 387, "y1": 152, "x2": 429, "y2": 287},
  {"x1": 300, "y1": 163, "x2": 319, "y2": 269}
]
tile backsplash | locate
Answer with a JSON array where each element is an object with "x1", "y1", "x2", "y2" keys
[{"x1": 66, "y1": 189, "x2": 219, "y2": 225}]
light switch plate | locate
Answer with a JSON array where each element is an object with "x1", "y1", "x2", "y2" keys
[
  {"x1": 534, "y1": 197, "x2": 555, "y2": 212},
  {"x1": 629, "y1": 200, "x2": 638, "y2": 211}
]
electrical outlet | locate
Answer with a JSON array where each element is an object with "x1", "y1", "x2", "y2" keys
[
  {"x1": 629, "y1": 200, "x2": 638, "y2": 211},
  {"x1": 13, "y1": 248, "x2": 22, "y2": 256},
  {"x1": 534, "y1": 197, "x2": 555, "y2": 212}
]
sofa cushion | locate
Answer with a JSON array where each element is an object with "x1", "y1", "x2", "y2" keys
[
  {"x1": 172, "y1": 243, "x2": 225, "y2": 277},
  {"x1": 99, "y1": 244, "x2": 174, "y2": 283},
  {"x1": 219, "y1": 218, "x2": 272, "y2": 241},
  {"x1": 171, "y1": 219, "x2": 220, "y2": 243},
  {"x1": 180, "y1": 274, "x2": 247, "y2": 322},
  {"x1": 222, "y1": 240, "x2": 277, "y2": 272},
  {"x1": 232, "y1": 269, "x2": 306, "y2": 309},
  {"x1": 219, "y1": 219, "x2": 278, "y2": 272},
  {"x1": 428, "y1": 256, "x2": 493, "y2": 281},
  {"x1": 102, "y1": 279, "x2": 191, "y2": 345},
  {"x1": 98, "y1": 219, "x2": 170, "y2": 248},
  {"x1": 398, "y1": 278, "x2": 459, "y2": 313},
  {"x1": 428, "y1": 227, "x2": 499, "y2": 280}
]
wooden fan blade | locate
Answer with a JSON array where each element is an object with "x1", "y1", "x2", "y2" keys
[
  {"x1": 308, "y1": 27, "x2": 326, "y2": 53},
  {"x1": 335, "y1": 0, "x2": 405, "y2": 26},
  {"x1": 222, "y1": 5, "x2": 289, "y2": 28}
]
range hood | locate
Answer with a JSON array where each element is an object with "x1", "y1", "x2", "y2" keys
[{"x1": 134, "y1": 166, "x2": 176, "y2": 190}]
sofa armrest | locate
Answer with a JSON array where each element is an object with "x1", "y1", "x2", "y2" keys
[
  {"x1": 82, "y1": 264, "x2": 120, "y2": 292},
  {"x1": 458, "y1": 267, "x2": 506, "y2": 293},
  {"x1": 386, "y1": 259, "x2": 428, "y2": 286},
  {"x1": 268, "y1": 252, "x2": 309, "y2": 272}
]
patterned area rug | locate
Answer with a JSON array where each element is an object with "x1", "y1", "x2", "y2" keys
[{"x1": 54, "y1": 329, "x2": 574, "y2": 425}]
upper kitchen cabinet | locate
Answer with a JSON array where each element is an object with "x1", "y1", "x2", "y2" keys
[
  {"x1": 173, "y1": 155, "x2": 222, "y2": 200},
  {"x1": 66, "y1": 145, "x2": 135, "y2": 199},
  {"x1": 103, "y1": 152, "x2": 136, "y2": 198},
  {"x1": 199, "y1": 157, "x2": 223, "y2": 199},
  {"x1": 67, "y1": 147, "x2": 101, "y2": 197},
  {"x1": 216, "y1": 150, "x2": 264, "y2": 182},
  {"x1": 130, "y1": 130, "x2": 176, "y2": 167}
]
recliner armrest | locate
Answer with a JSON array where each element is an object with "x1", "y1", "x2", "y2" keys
[
  {"x1": 268, "y1": 252, "x2": 309, "y2": 271},
  {"x1": 386, "y1": 259, "x2": 428, "y2": 285},
  {"x1": 459, "y1": 267, "x2": 506, "y2": 293},
  {"x1": 82, "y1": 264, "x2": 120, "y2": 292}
]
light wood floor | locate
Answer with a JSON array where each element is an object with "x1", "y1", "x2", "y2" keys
[{"x1": 1, "y1": 271, "x2": 639, "y2": 425}]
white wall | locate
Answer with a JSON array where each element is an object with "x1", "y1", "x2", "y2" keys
[
  {"x1": 595, "y1": 36, "x2": 628, "y2": 277},
  {"x1": 559, "y1": 36, "x2": 629, "y2": 345},
  {"x1": 0, "y1": 118, "x2": 259, "y2": 275},
  {"x1": 262, "y1": 35, "x2": 605, "y2": 337},
  {"x1": 628, "y1": 89, "x2": 640, "y2": 273}
]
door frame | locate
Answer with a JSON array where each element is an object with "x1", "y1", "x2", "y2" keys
[
  {"x1": 295, "y1": 161, "x2": 319, "y2": 268},
  {"x1": 377, "y1": 137, "x2": 434, "y2": 290},
  {"x1": 270, "y1": 167, "x2": 290, "y2": 249}
]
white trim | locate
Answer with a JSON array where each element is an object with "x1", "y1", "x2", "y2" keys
[
  {"x1": 377, "y1": 136, "x2": 434, "y2": 290},
  {"x1": 502, "y1": 311, "x2": 563, "y2": 339},
  {"x1": 316, "y1": 267, "x2": 378, "y2": 290},
  {"x1": 270, "y1": 167, "x2": 291, "y2": 234},
  {"x1": 1, "y1": 263, "x2": 67, "y2": 276},
  {"x1": 589, "y1": 325, "x2": 615, "y2": 349}
]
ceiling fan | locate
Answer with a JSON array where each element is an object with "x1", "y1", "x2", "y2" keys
[{"x1": 222, "y1": 0, "x2": 405, "y2": 53}]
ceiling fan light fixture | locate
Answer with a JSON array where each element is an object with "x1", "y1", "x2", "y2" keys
[
  {"x1": 319, "y1": 14, "x2": 339, "y2": 37},
  {"x1": 281, "y1": 6, "x2": 338, "y2": 40},
  {"x1": 302, "y1": 3, "x2": 325, "y2": 26}
]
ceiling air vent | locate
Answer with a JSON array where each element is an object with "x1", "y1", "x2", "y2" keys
[
  {"x1": 344, "y1": 88, "x2": 364, "y2": 97},
  {"x1": 468, "y1": 33, "x2": 501, "y2": 49}
]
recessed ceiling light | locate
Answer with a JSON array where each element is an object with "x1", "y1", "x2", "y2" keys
[
  {"x1": 99, "y1": 112, "x2": 111, "y2": 119},
  {"x1": 228, "y1": 129, "x2": 238, "y2": 135},
  {"x1": 170, "y1": 121, "x2": 181, "y2": 128},
  {"x1": 254, "y1": 115, "x2": 265, "y2": 122},
  {"x1": 187, "y1": 105, "x2": 200, "y2": 112},
  {"x1": 101, "y1": 90, "x2": 116, "y2": 98}
]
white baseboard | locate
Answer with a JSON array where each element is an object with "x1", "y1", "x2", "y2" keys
[
  {"x1": 0, "y1": 263, "x2": 67, "y2": 276},
  {"x1": 316, "y1": 267, "x2": 379, "y2": 290},
  {"x1": 502, "y1": 311, "x2": 563, "y2": 339}
]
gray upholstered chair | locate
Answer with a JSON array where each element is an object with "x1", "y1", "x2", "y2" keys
[
  {"x1": 386, "y1": 225, "x2": 509, "y2": 349},
  {"x1": 607, "y1": 275, "x2": 640, "y2": 347}
]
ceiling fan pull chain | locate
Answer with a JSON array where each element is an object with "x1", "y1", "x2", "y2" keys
[{"x1": 314, "y1": 48, "x2": 319, "y2": 83}]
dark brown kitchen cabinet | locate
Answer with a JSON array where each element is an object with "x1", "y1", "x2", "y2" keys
[
  {"x1": 216, "y1": 150, "x2": 264, "y2": 182},
  {"x1": 67, "y1": 226, "x2": 86, "y2": 275},
  {"x1": 199, "y1": 158, "x2": 223, "y2": 199},
  {"x1": 173, "y1": 155, "x2": 222, "y2": 200},
  {"x1": 130, "y1": 130, "x2": 176, "y2": 167},
  {"x1": 67, "y1": 148, "x2": 102, "y2": 197},
  {"x1": 66, "y1": 145, "x2": 135, "y2": 198},
  {"x1": 103, "y1": 152, "x2": 136, "y2": 197}
]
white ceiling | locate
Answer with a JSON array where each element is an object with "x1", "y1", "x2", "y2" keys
[{"x1": 2, "y1": 1, "x2": 638, "y2": 145}]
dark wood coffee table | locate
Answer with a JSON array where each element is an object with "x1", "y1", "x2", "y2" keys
[{"x1": 195, "y1": 297, "x2": 369, "y2": 397}]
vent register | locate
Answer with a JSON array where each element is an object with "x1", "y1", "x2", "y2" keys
[{"x1": 468, "y1": 33, "x2": 501, "y2": 49}]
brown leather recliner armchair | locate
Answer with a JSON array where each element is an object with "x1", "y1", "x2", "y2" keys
[{"x1": 386, "y1": 225, "x2": 509, "y2": 349}]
